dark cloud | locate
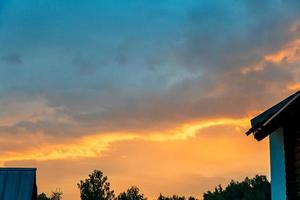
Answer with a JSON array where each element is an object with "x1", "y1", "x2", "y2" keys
[
  {"x1": 115, "y1": 51, "x2": 128, "y2": 66},
  {"x1": 0, "y1": 120, "x2": 77, "y2": 136},
  {"x1": 171, "y1": 0, "x2": 300, "y2": 75},
  {"x1": 72, "y1": 54, "x2": 97, "y2": 76},
  {"x1": 0, "y1": 0, "x2": 299, "y2": 137},
  {"x1": 1, "y1": 53, "x2": 23, "y2": 65}
]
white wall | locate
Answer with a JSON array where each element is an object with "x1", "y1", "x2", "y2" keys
[{"x1": 269, "y1": 128, "x2": 287, "y2": 200}]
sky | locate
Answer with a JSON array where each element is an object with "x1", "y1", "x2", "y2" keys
[{"x1": 1, "y1": 0, "x2": 300, "y2": 199}]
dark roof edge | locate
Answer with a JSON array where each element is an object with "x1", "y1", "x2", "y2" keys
[
  {"x1": 246, "y1": 90, "x2": 300, "y2": 140},
  {"x1": 251, "y1": 90, "x2": 300, "y2": 128},
  {"x1": 0, "y1": 168, "x2": 37, "y2": 171}
]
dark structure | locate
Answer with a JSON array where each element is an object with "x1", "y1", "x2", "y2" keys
[
  {"x1": 0, "y1": 168, "x2": 37, "y2": 200},
  {"x1": 246, "y1": 90, "x2": 300, "y2": 200}
]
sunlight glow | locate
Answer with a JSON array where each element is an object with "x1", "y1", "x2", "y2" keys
[{"x1": 0, "y1": 118, "x2": 250, "y2": 164}]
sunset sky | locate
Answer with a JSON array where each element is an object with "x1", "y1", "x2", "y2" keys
[{"x1": 1, "y1": 0, "x2": 300, "y2": 199}]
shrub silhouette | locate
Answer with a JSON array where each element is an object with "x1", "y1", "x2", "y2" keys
[{"x1": 203, "y1": 175, "x2": 271, "y2": 200}]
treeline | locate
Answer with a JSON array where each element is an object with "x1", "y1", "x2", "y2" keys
[{"x1": 38, "y1": 170, "x2": 271, "y2": 200}]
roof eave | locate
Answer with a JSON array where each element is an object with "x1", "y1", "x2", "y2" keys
[{"x1": 246, "y1": 90, "x2": 300, "y2": 141}]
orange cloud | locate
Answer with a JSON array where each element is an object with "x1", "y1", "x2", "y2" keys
[
  {"x1": 264, "y1": 39, "x2": 300, "y2": 64},
  {"x1": 0, "y1": 117, "x2": 250, "y2": 165},
  {"x1": 240, "y1": 23, "x2": 300, "y2": 75},
  {"x1": 287, "y1": 82, "x2": 300, "y2": 92}
]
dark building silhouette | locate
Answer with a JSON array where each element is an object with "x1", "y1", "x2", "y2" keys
[
  {"x1": 246, "y1": 90, "x2": 300, "y2": 200},
  {"x1": 0, "y1": 168, "x2": 37, "y2": 200}
]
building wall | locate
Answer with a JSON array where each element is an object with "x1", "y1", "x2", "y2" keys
[
  {"x1": 283, "y1": 126, "x2": 300, "y2": 199},
  {"x1": 270, "y1": 128, "x2": 287, "y2": 200}
]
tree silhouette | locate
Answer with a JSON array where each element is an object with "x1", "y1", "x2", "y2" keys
[
  {"x1": 50, "y1": 189, "x2": 63, "y2": 200},
  {"x1": 77, "y1": 170, "x2": 115, "y2": 200},
  {"x1": 117, "y1": 186, "x2": 147, "y2": 200},
  {"x1": 203, "y1": 175, "x2": 271, "y2": 200},
  {"x1": 37, "y1": 193, "x2": 50, "y2": 200},
  {"x1": 157, "y1": 194, "x2": 197, "y2": 200}
]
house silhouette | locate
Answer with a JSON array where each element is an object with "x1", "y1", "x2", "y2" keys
[
  {"x1": 0, "y1": 168, "x2": 37, "y2": 200},
  {"x1": 246, "y1": 90, "x2": 300, "y2": 200}
]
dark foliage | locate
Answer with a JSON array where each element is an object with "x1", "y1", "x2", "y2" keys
[
  {"x1": 77, "y1": 170, "x2": 115, "y2": 200},
  {"x1": 37, "y1": 193, "x2": 50, "y2": 200},
  {"x1": 203, "y1": 175, "x2": 271, "y2": 200},
  {"x1": 51, "y1": 190, "x2": 63, "y2": 200},
  {"x1": 157, "y1": 194, "x2": 197, "y2": 200},
  {"x1": 37, "y1": 191, "x2": 63, "y2": 200},
  {"x1": 117, "y1": 186, "x2": 147, "y2": 200}
]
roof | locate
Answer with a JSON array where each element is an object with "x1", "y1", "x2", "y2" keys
[
  {"x1": 246, "y1": 90, "x2": 300, "y2": 141},
  {"x1": 0, "y1": 168, "x2": 37, "y2": 200}
]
